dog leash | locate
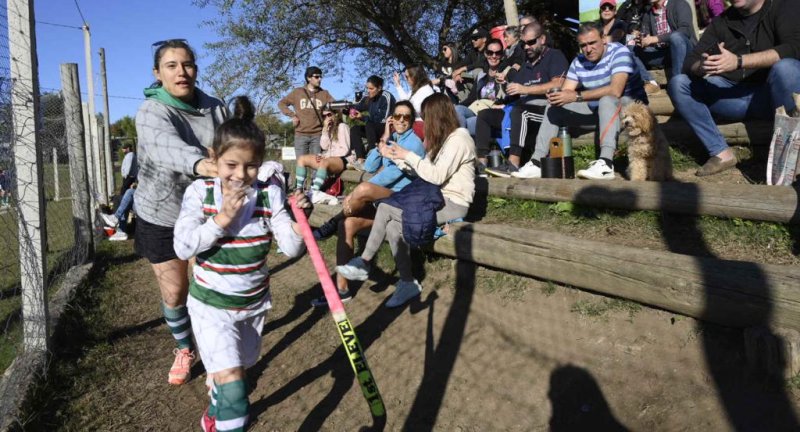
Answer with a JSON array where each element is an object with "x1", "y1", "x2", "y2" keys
[{"x1": 598, "y1": 104, "x2": 623, "y2": 144}]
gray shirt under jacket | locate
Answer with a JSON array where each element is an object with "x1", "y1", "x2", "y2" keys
[{"x1": 134, "y1": 89, "x2": 228, "y2": 227}]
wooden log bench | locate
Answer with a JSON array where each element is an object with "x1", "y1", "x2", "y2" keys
[{"x1": 339, "y1": 171, "x2": 800, "y2": 224}]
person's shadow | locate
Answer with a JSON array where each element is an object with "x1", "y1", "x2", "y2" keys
[{"x1": 548, "y1": 364, "x2": 628, "y2": 432}]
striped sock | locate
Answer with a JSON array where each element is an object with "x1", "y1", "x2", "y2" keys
[
  {"x1": 311, "y1": 168, "x2": 328, "y2": 191},
  {"x1": 209, "y1": 382, "x2": 218, "y2": 418},
  {"x1": 216, "y1": 380, "x2": 249, "y2": 432},
  {"x1": 295, "y1": 166, "x2": 307, "y2": 190},
  {"x1": 162, "y1": 303, "x2": 193, "y2": 350}
]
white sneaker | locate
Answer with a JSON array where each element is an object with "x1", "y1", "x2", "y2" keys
[
  {"x1": 511, "y1": 161, "x2": 542, "y2": 179},
  {"x1": 311, "y1": 189, "x2": 338, "y2": 205},
  {"x1": 577, "y1": 159, "x2": 615, "y2": 180},
  {"x1": 109, "y1": 231, "x2": 128, "y2": 241},
  {"x1": 100, "y1": 212, "x2": 119, "y2": 227}
]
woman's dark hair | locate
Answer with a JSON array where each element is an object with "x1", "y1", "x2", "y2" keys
[
  {"x1": 367, "y1": 75, "x2": 384, "y2": 89},
  {"x1": 420, "y1": 93, "x2": 459, "y2": 161},
  {"x1": 212, "y1": 96, "x2": 266, "y2": 162},
  {"x1": 323, "y1": 107, "x2": 343, "y2": 143},
  {"x1": 485, "y1": 38, "x2": 504, "y2": 52},
  {"x1": 153, "y1": 39, "x2": 196, "y2": 70},
  {"x1": 442, "y1": 42, "x2": 460, "y2": 65},
  {"x1": 404, "y1": 64, "x2": 431, "y2": 94},
  {"x1": 393, "y1": 100, "x2": 416, "y2": 124}
]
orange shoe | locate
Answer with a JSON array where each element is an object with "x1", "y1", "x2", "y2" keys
[{"x1": 168, "y1": 348, "x2": 195, "y2": 385}]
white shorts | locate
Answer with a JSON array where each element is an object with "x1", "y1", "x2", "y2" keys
[{"x1": 187, "y1": 295, "x2": 269, "y2": 373}]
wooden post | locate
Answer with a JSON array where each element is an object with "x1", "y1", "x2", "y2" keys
[
  {"x1": 60, "y1": 63, "x2": 93, "y2": 258},
  {"x1": 9, "y1": 0, "x2": 49, "y2": 352},
  {"x1": 52, "y1": 147, "x2": 59, "y2": 202},
  {"x1": 97, "y1": 121, "x2": 106, "y2": 199},
  {"x1": 98, "y1": 48, "x2": 114, "y2": 196},
  {"x1": 503, "y1": 0, "x2": 519, "y2": 27}
]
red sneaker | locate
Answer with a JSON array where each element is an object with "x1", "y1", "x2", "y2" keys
[
  {"x1": 168, "y1": 348, "x2": 194, "y2": 385},
  {"x1": 200, "y1": 408, "x2": 216, "y2": 432}
]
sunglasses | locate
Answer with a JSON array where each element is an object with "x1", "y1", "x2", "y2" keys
[
  {"x1": 600, "y1": 4, "x2": 615, "y2": 11},
  {"x1": 471, "y1": 36, "x2": 484, "y2": 41},
  {"x1": 323, "y1": 112, "x2": 334, "y2": 118},
  {"x1": 522, "y1": 37, "x2": 542, "y2": 47},
  {"x1": 151, "y1": 38, "x2": 189, "y2": 57},
  {"x1": 392, "y1": 113, "x2": 412, "y2": 122},
  {"x1": 485, "y1": 49, "x2": 503, "y2": 57}
]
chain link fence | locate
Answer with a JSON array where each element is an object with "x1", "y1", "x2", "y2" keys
[{"x1": 1, "y1": 0, "x2": 96, "y2": 427}]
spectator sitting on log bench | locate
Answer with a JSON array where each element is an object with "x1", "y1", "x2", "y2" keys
[
  {"x1": 520, "y1": 22, "x2": 647, "y2": 180},
  {"x1": 667, "y1": 0, "x2": 800, "y2": 177},
  {"x1": 634, "y1": 0, "x2": 698, "y2": 79}
]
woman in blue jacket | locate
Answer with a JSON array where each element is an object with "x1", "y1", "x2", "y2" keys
[
  {"x1": 309, "y1": 101, "x2": 425, "y2": 307},
  {"x1": 349, "y1": 75, "x2": 395, "y2": 167}
]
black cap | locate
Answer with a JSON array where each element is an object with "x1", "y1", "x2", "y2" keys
[
  {"x1": 471, "y1": 28, "x2": 489, "y2": 39},
  {"x1": 305, "y1": 66, "x2": 322, "y2": 78}
]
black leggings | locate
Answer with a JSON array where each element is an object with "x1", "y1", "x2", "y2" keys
[
  {"x1": 349, "y1": 121, "x2": 384, "y2": 159},
  {"x1": 474, "y1": 104, "x2": 545, "y2": 158}
]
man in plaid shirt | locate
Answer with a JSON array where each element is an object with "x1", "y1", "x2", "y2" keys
[{"x1": 636, "y1": 0, "x2": 698, "y2": 77}]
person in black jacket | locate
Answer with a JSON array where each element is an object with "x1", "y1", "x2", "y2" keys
[
  {"x1": 348, "y1": 75, "x2": 395, "y2": 166},
  {"x1": 667, "y1": 0, "x2": 800, "y2": 177},
  {"x1": 635, "y1": 0, "x2": 698, "y2": 78}
]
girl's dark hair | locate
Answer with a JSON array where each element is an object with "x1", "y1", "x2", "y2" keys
[
  {"x1": 212, "y1": 96, "x2": 266, "y2": 161},
  {"x1": 404, "y1": 64, "x2": 431, "y2": 94},
  {"x1": 367, "y1": 75, "x2": 384, "y2": 89},
  {"x1": 393, "y1": 100, "x2": 416, "y2": 123},
  {"x1": 153, "y1": 39, "x2": 196, "y2": 70},
  {"x1": 420, "y1": 93, "x2": 459, "y2": 161}
]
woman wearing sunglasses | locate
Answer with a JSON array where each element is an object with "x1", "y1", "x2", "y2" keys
[
  {"x1": 134, "y1": 39, "x2": 228, "y2": 386},
  {"x1": 337, "y1": 93, "x2": 476, "y2": 308},
  {"x1": 309, "y1": 101, "x2": 426, "y2": 307},
  {"x1": 294, "y1": 108, "x2": 355, "y2": 203},
  {"x1": 432, "y1": 42, "x2": 464, "y2": 102},
  {"x1": 393, "y1": 64, "x2": 436, "y2": 139},
  {"x1": 454, "y1": 38, "x2": 507, "y2": 135}
]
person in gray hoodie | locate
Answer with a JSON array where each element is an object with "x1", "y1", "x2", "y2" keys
[{"x1": 134, "y1": 39, "x2": 228, "y2": 386}]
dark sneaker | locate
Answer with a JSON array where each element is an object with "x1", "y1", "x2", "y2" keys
[
  {"x1": 313, "y1": 218, "x2": 339, "y2": 240},
  {"x1": 485, "y1": 162, "x2": 519, "y2": 178},
  {"x1": 310, "y1": 290, "x2": 353, "y2": 308},
  {"x1": 476, "y1": 162, "x2": 488, "y2": 178}
]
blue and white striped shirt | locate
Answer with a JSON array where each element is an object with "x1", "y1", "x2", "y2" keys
[{"x1": 567, "y1": 42, "x2": 647, "y2": 103}]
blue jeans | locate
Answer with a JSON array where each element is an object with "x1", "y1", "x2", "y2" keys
[
  {"x1": 635, "y1": 32, "x2": 694, "y2": 78},
  {"x1": 455, "y1": 104, "x2": 477, "y2": 135},
  {"x1": 115, "y1": 187, "x2": 135, "y2": 231},
  {"x1": 667, "y1": 58, "x2": 800, "y2": 157}
]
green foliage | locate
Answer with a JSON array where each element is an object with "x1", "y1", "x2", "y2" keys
[
  {"x1": 194, "y1": 0, "x2": 576, "y2": 101},
  {"x1": 110, "y1": 115, "x2": 137, "y2": 140}
]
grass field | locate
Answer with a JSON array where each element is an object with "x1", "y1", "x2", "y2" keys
[{"x1": 0, "y1": 163, "x2": 84, "y2": 374}]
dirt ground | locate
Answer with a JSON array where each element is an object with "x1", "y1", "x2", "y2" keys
[{"x1": 20, "y1": 162, "x2": 800, "y2": 431}]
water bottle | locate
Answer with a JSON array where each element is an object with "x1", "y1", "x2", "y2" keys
[
  {"x1": 488, "y1": 147, "x2": 503, "y2": 168},
  {"x1": 558, "y1": 126, "x2": 572, "y2": 157}
]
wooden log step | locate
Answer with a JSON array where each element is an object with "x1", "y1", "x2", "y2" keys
[
  {"x1": 573, "y1": 117, "x2": 774, "y2": 147},
  {"x1": 339, "y1": 171, "x2": 800, "y2": 224},
  {"x1": 308, "y1": 205, "x2": 800, "y2": 332}
]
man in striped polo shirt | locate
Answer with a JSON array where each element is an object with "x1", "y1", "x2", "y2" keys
[{"x1": 530, "y1": 22, "x2": 647, "y2": 180}]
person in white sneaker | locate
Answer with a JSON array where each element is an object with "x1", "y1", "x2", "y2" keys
[
  {"x1": 524, "y1": 22, "x2": 648, "y2": 180},
  {"x1": 338, "y1": 94, "x2": 475, "y2": 308}
]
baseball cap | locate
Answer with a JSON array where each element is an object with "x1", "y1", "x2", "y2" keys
[
  {"x1": 471, "y1": 28, "x2": 489, "y2": 40},
  {"x1": 600, "y1": 0, "x2": 617, "y2": 7}
]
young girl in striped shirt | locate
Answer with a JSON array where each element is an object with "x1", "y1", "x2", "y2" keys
[{"x1": 173, "y1": 96, "x2": 311, "y2": 432}]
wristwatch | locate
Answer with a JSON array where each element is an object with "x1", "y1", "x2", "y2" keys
[
  {"x1": 736, "y1": 55, "x2": 743, "y2": 70},
  {"x1": 575, "y1": 91, "x2": 584, "y2": 103}
]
